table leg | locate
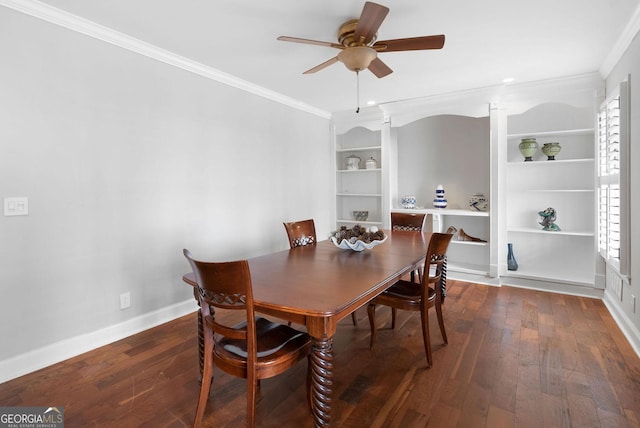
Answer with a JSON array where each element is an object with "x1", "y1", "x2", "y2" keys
[{"x1": 310, "y1": 336, "x2": 333, "y2": 428}]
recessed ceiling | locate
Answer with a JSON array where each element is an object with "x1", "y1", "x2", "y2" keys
[{"x1": 30, "y1": 0, "x2": 640, "y2": 113}]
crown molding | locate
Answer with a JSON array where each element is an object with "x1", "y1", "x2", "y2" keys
[
  {"x1": 0, "y1": 0, "x2": 331, "y2": 119},
  {"x1": 599, "y1": 3, "x2": 640, "y2": 78}
]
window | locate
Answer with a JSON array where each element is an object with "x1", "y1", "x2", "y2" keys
[{"x1": 597, "y1": 78, "x2": 630, "y2": 279}]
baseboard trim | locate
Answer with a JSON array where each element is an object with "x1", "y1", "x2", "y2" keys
[
  {"x1": 498, "y1": 276, "x2": 604, "y2": 299},
  {"x1": 603, "y1": 289, "x2": 640, "y2": 359},
  {"x1": 0, "y1": 299, "x2": 197, "y2": 384}
]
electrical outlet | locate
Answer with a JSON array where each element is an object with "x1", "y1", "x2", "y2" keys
[{"x1": 120, "y1": 292, "x2": 131, "y2": 309}]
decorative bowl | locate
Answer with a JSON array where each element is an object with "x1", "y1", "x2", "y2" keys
[
  {"x1": 401, "y1": 195, "x2": 416, "y2": 209},
  {"x1": 352, "y1": 210, "x2": 369, "y2": 221},
  {"x1": 468, "y1": 193, "x2": 488, "y2": 211},
  {"x1": 330, "y1": 236, "x2": 387, "y2": 251}
]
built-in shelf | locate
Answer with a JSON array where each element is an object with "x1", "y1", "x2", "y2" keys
[
  {"x1": 502, "y1": 271, "x2": 594, "y2": 288},
  {"x1": 335, "y1": 127, "x2": 384, "y2": 227},
  {"x1": 336, "y1": 220, "x2": 381, "y2": 226},
  {"x1": 392, "y1": 208, "x2": 489, "y2": 217},
  {"x1": 450, "y1": 240, "x2": 489, "y2": 247},
  {"x1": 336, "y1": 193, "x2": 382, "y2": 197},
  {"x1": 505, "y1": 104, "x2": 596, "y2": 288},
  {"x1": 507, "y1": 128, "x2": 594, "y2": 139},
  {"x1": 336, "y1": 145, "x2": 381, "y2": 152},
  {"x1": 507, "y1": 227, "x2": 594, "y2": 237},
  {"x1": 337, "y1": 168, "x2": 381, "y2": 173},
  {"x1": 507, "y1": 158, "x2": 594, "y2": 166}
]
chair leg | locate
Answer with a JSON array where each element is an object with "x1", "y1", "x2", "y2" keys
[
  {"x1": 367, "y1": 303, "x2": 377, "y2": 349},
  {"x1": 435, "y1": 299, "x2": 448, "y2": 344},
  {"x1": 351, "y1": 311, "x2": 358, "y2": 326},
  {"x1": 420, "y1": 308, "x2": 433, "y2": 368},
  {"x1": 247, "y1": 373, "x2": 257, "y2": 428},
  {"x1": 193, "y1": 329, "x2": 215, "y2": 428}
]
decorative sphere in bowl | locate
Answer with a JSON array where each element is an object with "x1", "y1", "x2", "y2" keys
[
  {"x1": 352, "y1": 210, "x2": 369, "y2": 221},
  {"x1": 329, "y1": 225, "x2": 386, "y2": 251}
]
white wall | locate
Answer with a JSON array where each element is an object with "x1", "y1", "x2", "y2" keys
[
  {"x1": 603, "y1": 31, "x2": 640, "y2": 345},
  {"x1": 0, "y1": 8, "x2": 332, "y2": 378},
  {"x1": 396, "y1": 115, "x2": 490, "y2": 210}
]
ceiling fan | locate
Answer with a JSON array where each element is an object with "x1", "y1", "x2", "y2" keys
[{"x1": 277, "y1": 1, "x2": 445, "y2": 78}]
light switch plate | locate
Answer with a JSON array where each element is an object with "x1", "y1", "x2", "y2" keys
[{"x1": 4, "y1": 197, "x2": 29, "y2": 216}]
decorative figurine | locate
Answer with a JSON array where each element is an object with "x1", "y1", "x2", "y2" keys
[
  {"x1": 446, "y1": 226, "x2": 487, "y2": 242},
  {"x1": 538, "y1": 207, "x2": 561, "y2": 231},
  {"x1": 433, "y1": 184, "x2": 448, "y2": 208}
]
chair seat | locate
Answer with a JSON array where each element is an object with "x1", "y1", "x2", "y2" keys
[
  {"x1": 375, "y1": 280, "x2": 435, "y2": 307},
  {"x1": 213, "y1": 317, "x2": 311, "y2": 371}
]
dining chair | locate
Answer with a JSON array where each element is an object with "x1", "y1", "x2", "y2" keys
[
  {"x1": 184, "y1": 249, "x2": 312, "y2": 428},
  {"x1": 390, "y1": 212, "x2": 427, "y2": 232},
  {"x1": 391, "y1": 212, "x2": 430, "y2": 283},
  {"x1": 367, "y1": 232, "x2": 453, "y2": 367},
  {"x1": 283, "y1": 219, "x2": 358, "y2": 326},
  {"x1": 283, "y1": 219, "x2": 317, "y2": 248}
]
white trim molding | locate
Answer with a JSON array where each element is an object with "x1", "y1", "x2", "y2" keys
[
  {"x1": 0, "y1": 0, "x2": 331, "y2": 119},
  {"x1": 603, "y1": 289, "x2": 640, "y2": 359},
  {"x1": 600, "y1": 3, "x2": 640, "y2": 77}
]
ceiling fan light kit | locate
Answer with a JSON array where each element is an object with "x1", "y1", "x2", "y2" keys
[{"x1": 337, "y1": 46, "x2": 377, "y2": 71}]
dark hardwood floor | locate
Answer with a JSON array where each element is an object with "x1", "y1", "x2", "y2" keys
[{"x1": 2, "y1": 280, "x2": 640, "y2": 427}]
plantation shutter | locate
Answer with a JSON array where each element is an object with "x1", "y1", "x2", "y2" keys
[{"x1": 597, "y1": 79, "x2": 630, "y2": 279}]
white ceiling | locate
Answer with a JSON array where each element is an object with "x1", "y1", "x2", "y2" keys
[{"x1": 30, "y1": 0, "x2": 640, "y2": 113}]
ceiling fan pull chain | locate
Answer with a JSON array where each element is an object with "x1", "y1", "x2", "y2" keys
[{"x1": 356, "y1": 70, "x2": 360, "y2": 114}]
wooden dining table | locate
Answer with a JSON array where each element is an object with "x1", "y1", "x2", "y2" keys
[{"x1": 182, "y1": 229, "x2": 432, "y2": 428}]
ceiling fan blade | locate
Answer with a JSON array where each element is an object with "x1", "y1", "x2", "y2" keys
[
  {"x1": 373, "y1": 35, "x2": 445, "y2": 52},
  {"x1": 303, "y1": 57, "x2": 339, "y2": 74},
  {"x1": 368, "y1": 57, "x2": 393, "y2": 78},
  {"x1": 354, "y1": 2, "x2": 390, "y2": 45},
  {"x1": 277, "y1": 36, "x2": 343, "y2": 49}
]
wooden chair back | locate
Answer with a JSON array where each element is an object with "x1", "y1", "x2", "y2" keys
[
  {"x1": 421, "y1": 232, "x2": 453, "y2": 299},
  {"x1": 283, "y1": 219, "x2": 317, "y2": 248},
  {"x1": 391, "y1": 212, "x2": 428, "y2": 231}
]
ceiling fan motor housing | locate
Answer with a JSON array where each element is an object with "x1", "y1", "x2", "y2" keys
[{"x1": 338, "y1": 19, "x2": 377, "y2": 47}]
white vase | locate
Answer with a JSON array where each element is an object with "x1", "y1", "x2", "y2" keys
[{"x1": 433, "y1": 185, "x2": 447, "y2": 208}]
